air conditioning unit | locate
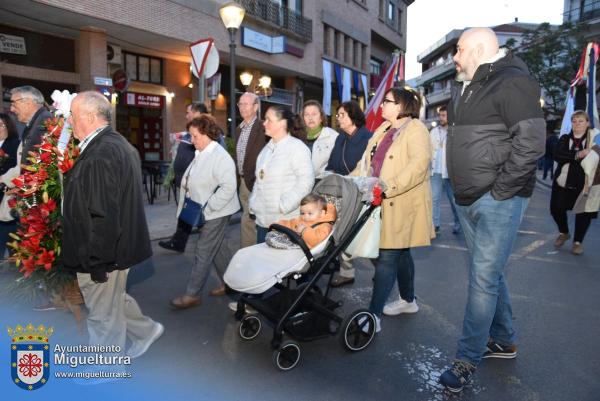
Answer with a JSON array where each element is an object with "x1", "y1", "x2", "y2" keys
[{"x1": 107, "y1": 44, "x2": 122, "y2": 65}]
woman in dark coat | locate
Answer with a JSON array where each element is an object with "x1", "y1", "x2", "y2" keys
[
  {"x1": 550, "y1": 110, "x2": 598, "y2": 255},
  {"x1": 0, "y1": 113, "x2": 20, "y2": 258},
  {"x1": 326, "y1": 100, "x2": 372, "y2": 287}
]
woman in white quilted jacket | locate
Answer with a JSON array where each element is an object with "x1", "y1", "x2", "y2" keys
[{"x1": 249, "y1": 105, "x2": 315, "y2": 243}]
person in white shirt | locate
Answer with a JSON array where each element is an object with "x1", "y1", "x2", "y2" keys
[
  {"x1": 249, "y1": 105, "x2": 314, "y2": 243},
  {"x1": 170, "y1": 115, "x2": 240, "y2": 309},
  {"x1": 430, "y1": 106, "x2": 460, "y2": 235}
]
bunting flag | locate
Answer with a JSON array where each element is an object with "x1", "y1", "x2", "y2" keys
[
  {"x1": 365, "y1": 53, "x2": 400, "y2": 132},
  {"x1": 322, "y1": 59, "x2": 333, "y2": 115},
  {"x1": 352, "y1": 71, "x2": 360, "y2": 97},
  {"x1": 587, "y1": 45, "x2": 599, "y2": 129},
  {"x1": 342, "y1": 67, "x2": 352, "y2": 102},
  {"x1": 334, "y1": 63, "x2": 343, "y2": 101},
  {"x1": 360, "y1": 74, "x2": 369, "y2": 109},
  {"x1": 561, "y1": 42, "x2": 600, "y2": 135}
]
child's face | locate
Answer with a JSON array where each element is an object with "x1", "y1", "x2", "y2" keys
[{"x1": 299, "y1": 202, "x2": 324, "y2": 223}]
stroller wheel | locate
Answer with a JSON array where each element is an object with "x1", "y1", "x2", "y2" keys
[
  {"x1": 272, "y1": 340, "x2": 301, "y2": 371},
  {"x1": 339, "y1": 309, "x2": 376, "y2": 352},
  {"x1": 239, "y1": 314, "x2": 261, "y2": 340}
]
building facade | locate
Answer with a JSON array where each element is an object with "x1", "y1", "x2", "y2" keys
[{"x1": 0, "y1": 0, "x2": 412, "y2": 161}]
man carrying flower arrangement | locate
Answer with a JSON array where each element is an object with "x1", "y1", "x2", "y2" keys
[{"x1": 62, "y1": 91, "x2": 163, "y2": 358}]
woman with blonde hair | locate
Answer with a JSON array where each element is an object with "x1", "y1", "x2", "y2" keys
[{"x1": 551, "y1": 110, "x2": 599, "y2": 255}]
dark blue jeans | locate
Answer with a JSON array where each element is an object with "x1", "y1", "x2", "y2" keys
[
  {"x1": 0, "y1": 220, "x2": 16, "y2": 259},
  {"x1": 256, "y1": 225, "x2": 268, "y2": 244},
  {"x1": 454, "y1": 192, "x2": 529, "y2": 365},
  {"x1": 369, "y1": 248, "x2": 415, "y2": 316}
]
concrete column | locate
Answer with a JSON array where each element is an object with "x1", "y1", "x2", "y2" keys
[
  {"x1": 336, "y1": 31, "x2": 344, "y2": 62},
  {"x1": 326, "y1": 26, "x2": 335, "y2": 57},
  {"x1": 354, "y1": 41, "x2": 362, "y2": 70},
  {"x1": 345, "y1": 37, "x2": 353, "y2": 65},
  {"x1": 78, "y1": 27, "x2": 108, "y2": 91}
]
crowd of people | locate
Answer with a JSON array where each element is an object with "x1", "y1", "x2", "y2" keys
[{"x1": 2, "y1": 27, "x2": 599, "y2": 392}]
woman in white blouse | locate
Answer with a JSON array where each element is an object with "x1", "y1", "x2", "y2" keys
[
  {"x1": 249, "y1": 105, "x2": 315, "y2": 243},
  {"x1": 170, "y1": 115, "x2": 240, "y2": 309},
  {"x1": 302, "y1": 100, "x2": 338, "y2": 178}
]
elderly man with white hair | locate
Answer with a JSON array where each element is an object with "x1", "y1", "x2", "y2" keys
[
  {"x1": 63, "y1": 91, "x2": 163, "y2": 362},
  {"x1": 9, "y1": 85, "x2": 52, "y2": 165},
  {"x1": 439, "y1": 28, "x2": 545, "y2": 392}
]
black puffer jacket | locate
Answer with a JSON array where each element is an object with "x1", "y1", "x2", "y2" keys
[
  {"x1": 62, "y1": 127, "x2": 152, "y2": 276},
  {"x1": 447, "y1": 51, "x2": 546, "y2": 206}
]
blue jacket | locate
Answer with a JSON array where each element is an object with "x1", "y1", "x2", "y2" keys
[{"x1": 326, "y1": 125, "x2": 372, "y2": 175}]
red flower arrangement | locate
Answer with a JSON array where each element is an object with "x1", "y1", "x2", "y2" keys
[{"x1": 7, "y1": 116, "x2": 79, "y2": 284}]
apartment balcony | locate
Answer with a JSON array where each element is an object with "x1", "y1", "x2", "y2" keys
[
  {"x1": 236, "y1": 0, "x2": 313, "y2": 42},
  {"x1": 415, "y1": 58, "x2": 455, "y2": 87},
  {"x1": 424, "y1": 87, "x2": 451, "y2": 106}
]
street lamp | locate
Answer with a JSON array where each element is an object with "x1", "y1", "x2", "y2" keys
[{"x1": 220, "y1": 1, "x2": 246, "y2": 139}]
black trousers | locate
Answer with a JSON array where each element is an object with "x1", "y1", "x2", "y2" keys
[
  {"x1": 550, "y1": 186, "x2": 596, "y2": 243},
  {"x1": 171, "y1": 218, "x2": 192, "y2": 248}
]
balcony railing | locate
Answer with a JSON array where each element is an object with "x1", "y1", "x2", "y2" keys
[
  {"x1": 424, "y1": 87, "x2": 451, "y2": 106},
  {"x1": 236, "y1": 0, "x2": 313, "y2": 42},
  {"x1": 564, "y1": 0, "x2": 600, "y2": 22},
  {"x1": 416, "y1": 59, "x2": 455, "y2": 86}
]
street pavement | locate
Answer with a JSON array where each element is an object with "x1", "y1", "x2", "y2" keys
[{"x1": 1, "y1": 175, "x2": 599, "y2": 401}]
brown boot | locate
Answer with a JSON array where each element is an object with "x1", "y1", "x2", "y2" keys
[
  {"x1": 554, "y1": 233, "x2": 570, "y2": 248},
  {"x1": 209, "y1": 284, "x2": 226, "y2": 296}
]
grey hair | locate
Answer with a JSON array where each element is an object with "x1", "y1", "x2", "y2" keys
[
  {"x1": 76, "y1": 91, "x2": 112, "y2": 123},
  {"x1": 240, "y1": 92, "x2": 260, "y2": 118},
  {"x1": 11, "y1": 86, "x2": 44, "y2": 104}
]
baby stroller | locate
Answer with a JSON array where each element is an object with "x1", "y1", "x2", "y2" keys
[{"x1": 223, "y1": 174, "x2": 381, "y2": 371}]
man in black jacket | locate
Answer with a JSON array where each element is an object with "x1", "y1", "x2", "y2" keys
[
  {"x1": 63, "y1": 91, "x2": 163, "y2": 359},
  {"x1": 9, "y1": 86, "x2": 52, "y2": 165},
  {"x1": 439, "y1": 28, "x2": 545, "y2": 393}
]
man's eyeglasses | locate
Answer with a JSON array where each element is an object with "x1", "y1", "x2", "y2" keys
[{"x1": 10, "y1": 98, "x2": 26, "y2": 105}]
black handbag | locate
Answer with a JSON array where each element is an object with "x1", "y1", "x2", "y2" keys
[
  {"x1": 179, "y1": 196, "x2": 206, "y2": 228},
  {"x1": 179, "y1": 160, "x2": 218, "y2": 228}
]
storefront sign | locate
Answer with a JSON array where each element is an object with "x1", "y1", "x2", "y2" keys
[
  {"x1": 241, "y1": 27, "x2": 285, "y2": 54},
  {"x1": 125, "y1": 92, "x2": 163, "y2": 108},
  {"x1": 0, "y1": 34, "x2": 26, "y2": 55}
]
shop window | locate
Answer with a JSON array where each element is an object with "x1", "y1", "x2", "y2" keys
[{"x1": 123, "y1": 51, "x2": 163, "y2": 85}]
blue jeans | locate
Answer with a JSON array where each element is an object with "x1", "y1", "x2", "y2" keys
[
  {"x1": 0, "y1": 220, "x2": 16, "y2": 259},
  {"x1": 369, "y1": 248, "x2": 415, "y2": 316},
  {"x1": 256, "y1": 225, "x2": 268, "y2": 244},
  {"x1": 431, "y1": 173, "x2": 460, "y2": 230},
  {"x1": 454, "y1": 192, "x2": 529, "y2": 365}
]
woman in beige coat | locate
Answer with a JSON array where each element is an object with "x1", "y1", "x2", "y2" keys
[{"x1": 353, "y1": 87, "x2": 433, "y2": 331}]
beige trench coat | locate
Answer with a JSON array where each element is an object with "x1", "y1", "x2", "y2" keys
[{"x1": 352, "y1": 118, "x2": 434, "y2": 249}]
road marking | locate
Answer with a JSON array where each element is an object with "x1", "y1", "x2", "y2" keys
[
  {"x1": 431, "y1": 243, "x2": 468, "y2": 252},
  {"x1": 511, "y1": 237, "x2": 552, "y2": 260}
]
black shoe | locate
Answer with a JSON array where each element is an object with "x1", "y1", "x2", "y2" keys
[
  {"x1": 158, "y1": 240, "x2": 184, "y2": 253},
  {"x1": 482, "y1": 340, "x2": 517, "y2": 359},
  {"x1": 435, "y1": 226, "x2": 441, "y2": 235},
  {"x1": 439, "y1": 360, "x2": 476, "y2": 393},
  {"x1": 330, "y1": 276, "x2": 355, "y2": 287}
]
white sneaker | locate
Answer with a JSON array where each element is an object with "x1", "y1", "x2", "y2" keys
[
  {"x1": 358, "y1": 314, "x2": 381, "y2": 333},
  {"x1": 228, "y1": 301, "x2": 256, "y2": 314},
  {"x1": 127, "y1": 322, "x2": 164, "y2": 358},
  {"x1": 383, "y1": 297, "x2": 419, "y2": 316}
]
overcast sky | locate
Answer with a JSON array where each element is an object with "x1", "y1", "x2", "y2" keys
[{"x1": 405, "y1": 0, "x2": 566, "y2": 80}]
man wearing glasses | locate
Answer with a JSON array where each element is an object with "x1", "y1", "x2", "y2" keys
[
  {"x1": 235, "y1": 92, "x2": 267, "y2": 249},
  {"x1": 9, "y1": 86, "x2": 51, "y2": 166}
]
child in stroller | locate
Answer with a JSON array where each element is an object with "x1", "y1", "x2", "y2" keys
[
  {"x1": 223, "y1": 174, "x2": 382, "y2": 371},
  {"x1": 267, "y1": 193, "x2": 336, "y2": 250}
]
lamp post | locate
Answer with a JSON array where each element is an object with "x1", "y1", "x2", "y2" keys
[{"x1": 219, "y1": 2, "x2": 245, "y2": 140}]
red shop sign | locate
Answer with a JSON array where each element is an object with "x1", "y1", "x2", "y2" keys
[{"x1": 125, "y1": 92, "x2": 164, "y2": 108}]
